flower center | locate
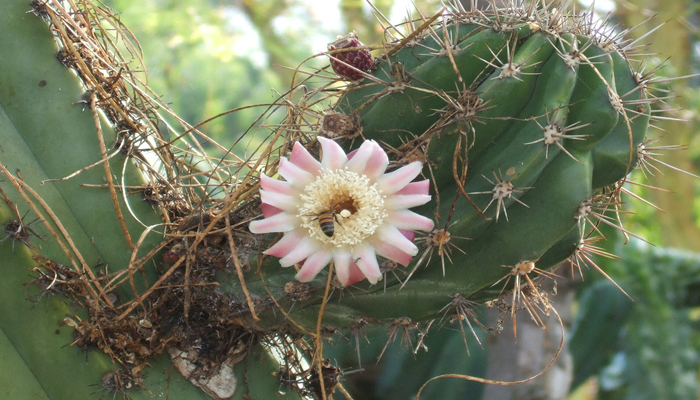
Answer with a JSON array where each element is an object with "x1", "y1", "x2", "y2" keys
[{"x1": 298, "y1": 168, "x2": 386, "y2": 247}]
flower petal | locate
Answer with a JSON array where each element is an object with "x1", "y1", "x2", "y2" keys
[
  {"x1": 376, "y1": 224, "x2": 418, "y2": 256},
  {"x1": 352, "y1": 244, "x2": 382, "y2": 284},
  {"x1": 261, "y1": 203, "x2": 282, "y2": 218},
  {"x1": 386, "y1": 211, "x2": 435, "y2": 231},
  {"x1": 384, "y1": 194, "x2": 431, "y2": 210},
  {"x1": 333, "y1": 250, "x2": 354, "y2": 286},
  {"x1": 318, "y1": 137, "x2": 348, "y2": 169},
  {"x1": 261, "y1": 173, "x2": 295, "y2": 196},
  {"x1": 375, "y1": 161, "x2": 423, "y2": 194},
  {"x1": 265, "y1": 229, "x2": 305, "y2": 258},
  {"x1": 279, "y1": 236, "x2": 323, "y2": 267},
  {"x1": 396, "y1": 180, "x2": 430, "y2": 195},
  {"x1": 260, "y1": 189, "x2": 300, "y2": 213},
  {"x1": 373, "y1": 240, "x2": 413, "y2": 266},
  {"x1": 279, "y1": 157, "x2": 315, "y2": 189},
  {"x1": 344, "y1": 261, "x2": 367, "y2": 287},
  {"x1": 345, "y1": 139, "x2": 376, "y2": 174},
  {"x1": 400, "y1": 229, "x2": 415, "y2": 242},
  {"x1": 363, "y1": 142, "x2": 389, "y2": 180},
  {"x1": 290, "y1": 142, "x2": 323, "y2": 175},
  {"x1": 296, "y1": 249, "x2": 333, "y2": 282},
  {"x1": 249, "y1": 213, "x2": 298, "y2": 234}
]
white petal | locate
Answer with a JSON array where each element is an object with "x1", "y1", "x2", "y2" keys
[
  {"x1": 333, "y1": 250, "x2": 353, "y2": 286},
  {"x1": 296, "y1": 249, "x2": 333, "y2": 282},
  {"x1": 279, "y1": 236, "x2": 323, "y2": 267},
  {"x1": 386, "y1": 211, "x2": 435, "y2": 231},
  {"x1": 318, "y1": 137, "x2": 348, "y2": 170},
  {"x1": 279, "y1": 157, "x2": 315, "y2": 189},
  {"x1": 363, "y1": 141, "x2": 389, "y2": 180},
  {"x1": 375, "y1": 161, "x2": 423, "y2": 194},
  {"x1": 376, "y1": 224, "x2": 418, "y2": 256},
  {"x1": 260, "y1": 189, "x2": 300, "y2": 213},
  {"x1": 260, "y1": 173, "x2": 295, "y2": 196},
  {"x1": 264, "y1": 229, "x2": 305, "y2": 258},
  {"x1": 352, "y1": 244, "x2": 382, "y2": 285},
  {"x1": 290, "y1": 142, "x2": 322, "y2": 175},
  {"x1": 384, "y1": 194, "x2": 431, "y2": 210},
  {"x1": 249, "y1": 213, "x2": 298, "y2": 234},
  {"x1": 345, "y1": 140, "x2": 375, "y2": 174}
]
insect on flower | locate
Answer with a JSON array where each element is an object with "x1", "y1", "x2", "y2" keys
[
  {"x1": 249, "y1": 137, "x2": 434, "y2": 286},
  {"x1": 312, "y1": 202, "x2": 352, "y2": 238}
]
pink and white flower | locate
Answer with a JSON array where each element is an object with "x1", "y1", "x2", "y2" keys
[{"x1": 249, "y1": 137, "x2": 433, "y2": 286}]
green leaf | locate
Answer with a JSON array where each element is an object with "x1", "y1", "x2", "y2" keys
[{"x1": 569, "y1": 280, "x2": 634, "y2": 390}]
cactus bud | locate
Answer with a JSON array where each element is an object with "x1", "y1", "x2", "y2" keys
[{"x1": 327, "y1": 31, "x2": 375, "y2": 80}]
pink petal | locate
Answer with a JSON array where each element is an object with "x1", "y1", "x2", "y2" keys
[
  {"x1": 249, "y1": 213, "x2": 298, "y2": 234},
  {"x1": 264, "y1": 229, "x2": 305, "y2": 258},
  {"x1": 344, "y1": 139, "x2": 376, "y2": 174},
  {"x1": 318, "y1": 137, "x2": 348, "y2": 169},
  {"x1": 261, "y1": 203, "x2": 282, "y2": 218},
  {"x1": 376, "y1": 224, "x2": 418, "y2": 256},
  {"x1": 384, "y1": 194, "x2": 431, "y2": 210},
  {"x1": 290, "y1": 142, "x2": 323, "y2": 175},
  {"x1": 386, "y1": 211, "x2": 435, "y2": 231},
  {"x1": 400, "y1": 229, "x2": 415, "y2": 242},
  {"x1": 344, "y1": 261, "x2": 367, "y2": 287},
  {"x1": 375, "y1": 161, "x2": 423, "y2": 195},
  {"x1": 279, "y1": 158, "x2": 315, "y2": 189},
  {"x1": 396, "y1": 180, "x2": 430, "y2": 195},
  {"x1": 373, "y1": 240, "x2": 413, "y2": 266},
  {"x1": 296, "y1": 249, "x2": 333, "y2": 282},
  {"x1": 363, "y1": 142, "x2": 389, "y2": 180},
  {"x1": 279, "y1": 236, "x2": 323, "y2": 267},
  {"x1": 352, "y1": 244, "x2": 382, "y2": 285},
  {"x1": 261, "y1": 174, "x2": 295, "y2": 196},
  {"x1": 260, "y1": 189, "x2": 300, "y2": 213},
  {"x1": 333, "y1": 250, "x2": 353, "y2": 286}
]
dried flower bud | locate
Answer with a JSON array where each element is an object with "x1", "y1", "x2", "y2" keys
[{"x1": 327, "y1": 31, "x2": 374, "y2": 80}]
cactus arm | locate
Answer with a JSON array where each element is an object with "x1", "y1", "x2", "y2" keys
[{"x1": 0, "y1": 2, "x2": 212, "y2": 398}]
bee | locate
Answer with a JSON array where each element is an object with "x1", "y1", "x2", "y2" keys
[
  {"x1": 317, "y1": 209, "x2": 337, "y2": 237},
  {"x1": 316, "y1": 206, "x2": 352, "y2": 238}
]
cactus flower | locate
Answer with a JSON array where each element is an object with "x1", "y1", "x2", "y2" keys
[{"x1": 249, "y1": 137, "x2": 433, "y2": 286}]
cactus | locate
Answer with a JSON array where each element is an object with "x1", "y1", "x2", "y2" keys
[
  {"x1": 0, "y1": 0, "x2": 693, "y2": 399},
  {"x1": 249, "y1": 2, "x2": 652, "y2": 330}
]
